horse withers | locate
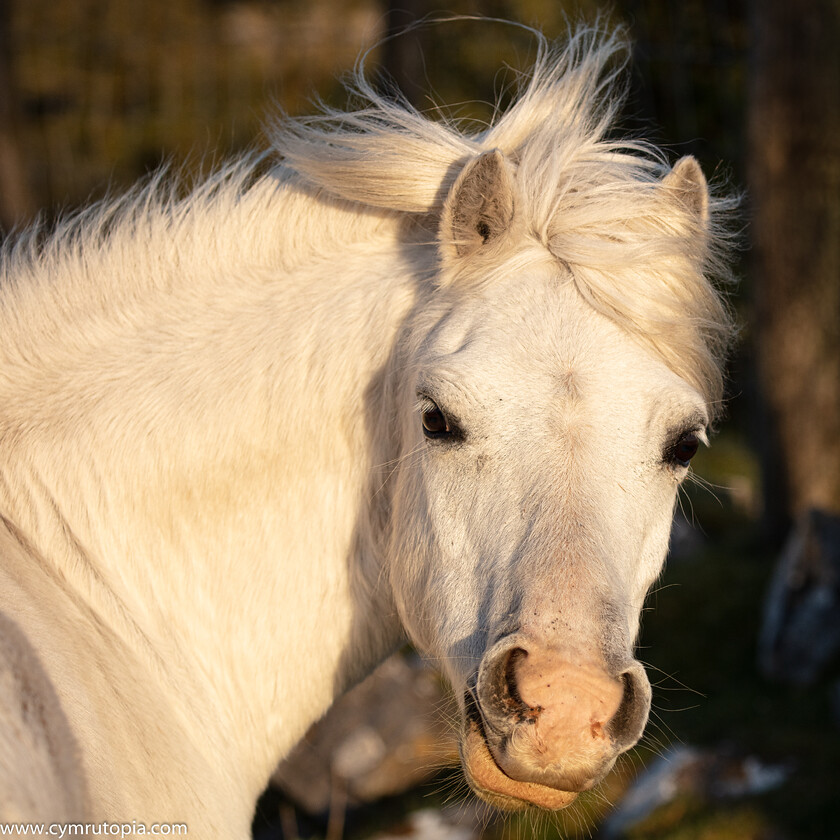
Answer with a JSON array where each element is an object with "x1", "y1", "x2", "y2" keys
[{"x1": 0, "y1": 25, "x2": 734, "y2": 836}]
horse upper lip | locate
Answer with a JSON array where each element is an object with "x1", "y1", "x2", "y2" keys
[{"x1": 460, "y1": 690, "x2": 578, "y2": 811}]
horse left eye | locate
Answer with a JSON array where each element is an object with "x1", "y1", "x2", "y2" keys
[
  {"x1": 669, "y1": 432, "x2": 700, "y2": 468},
  {"x1": 421, "y1": 403, "x2": 452, "y2": 438}
]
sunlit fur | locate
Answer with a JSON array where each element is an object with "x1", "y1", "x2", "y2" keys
[{"x1": 0, "y1": 23, "x2": 734, "y2": 836}]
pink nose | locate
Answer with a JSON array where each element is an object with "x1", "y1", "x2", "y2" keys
[
  {"x1": 514, "y1": 645, "x2": 624, "y2": 739},
  {"x1": 474, "y1": 637, "x2": 650, "y2": 793},
  {"x1": 509, "y1": 648, "x2": 624, "y2": 782}
]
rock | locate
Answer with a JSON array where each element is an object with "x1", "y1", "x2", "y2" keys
[
  {"x1": 600, "y1": 746, "x2": 705, "y2": 838},
  {"x1": 372, "y1": 808, "x2": 480, "y2": 840},
  {"x1": 271, "y1": 651, "x2": 459, "y2": 814},
  {"x1": 330, "y1": 726, "x2": 388, "y2": 781},
  {"x1": 709, "y1": 754, "x2": 791, "y2": 799},
  {"x1": 600, "y1": 745, "x2": 791, "y2": 838},
  {"x1": 759, "y1": 508, "x2": 840, "y2": 684}
]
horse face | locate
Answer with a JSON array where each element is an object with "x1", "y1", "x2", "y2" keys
[{"x1": 384, "y1": 152, "x2": 711, "y2": 810}]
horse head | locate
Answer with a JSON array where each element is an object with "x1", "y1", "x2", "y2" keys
[{"x1": 382, "y1": 148, "x2": 717, "y2": 809}]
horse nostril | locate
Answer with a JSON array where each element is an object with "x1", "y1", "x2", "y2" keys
[
  {"x1": 476, "y1": 638, "x2": 540, "y2": 734},
  {"x1": 504, "y1": 648, "x2": 527, "y2": 707},
  {"x1": 606, "y1": 673, "x2": 633, "y2": 739},
  {"x1": 606, "y1": 666, "x2": 651, "y2": 749},
  {"x1": 503, "y1": 647, "x2": 541, "y2": 723}
]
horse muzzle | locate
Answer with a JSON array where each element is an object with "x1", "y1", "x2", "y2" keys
[{"x1": 460, "y1": 633, "x2": 652, "y2": 810}]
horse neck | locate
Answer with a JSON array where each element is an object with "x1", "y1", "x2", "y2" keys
[{"x1": 0, "y1": 172, "x2": 414, "y2": 795}]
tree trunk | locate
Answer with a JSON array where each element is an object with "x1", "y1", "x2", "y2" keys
[
  {"x1": 749, "y1": 0, "x2": 840, "y2": 529},
  {"x1": 750, "y1": 0, "x2": 840, "y2": 683}
]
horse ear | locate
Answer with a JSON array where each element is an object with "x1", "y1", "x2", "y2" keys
[
  {"x1": 662, "y1": 156, "x2": 709, "y2": 227},
  {"x1": 440, "y1": 150, "x2": 516, "y2": 262}
]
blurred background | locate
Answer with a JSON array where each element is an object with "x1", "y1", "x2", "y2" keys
[{"x1": 1, "y1": 0, "x2": 837, "y2": 837}]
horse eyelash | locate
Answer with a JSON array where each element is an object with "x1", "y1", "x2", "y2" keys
[
  {"x1": 414, "y1": 394, "x2": 439, "y2": 414},
  {"x1": 663, "y1": 418, "x2": 708, "y2": 449}
]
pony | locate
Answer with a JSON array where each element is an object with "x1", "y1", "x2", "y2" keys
[{"x1": 0, "y1": 23, "x2": 735, "y2": 837}]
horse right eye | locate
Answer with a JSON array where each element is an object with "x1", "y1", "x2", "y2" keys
[
  {"x1": 422, "y1": 403, "x2": 451, "y2": 438},
  {"x1": 666, "y1": 431, "x2": 701, "y2": 468}
]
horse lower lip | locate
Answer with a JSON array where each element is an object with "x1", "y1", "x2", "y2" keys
[{"x1": 461, "y1": 699, "x2": 578, "y2": 811}]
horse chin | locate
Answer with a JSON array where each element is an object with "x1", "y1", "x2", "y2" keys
[{"x1": 460, "y1": 711, "x2": 579, "y2": 812}]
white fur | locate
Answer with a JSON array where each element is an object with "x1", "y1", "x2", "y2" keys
[{"x1": 0, "y1": 24, "x2": 734, "y2": 835}]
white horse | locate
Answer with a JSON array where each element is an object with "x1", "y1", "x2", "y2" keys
[{"x1": 0, "y1": 25, "x2": 734, "y2": 837}]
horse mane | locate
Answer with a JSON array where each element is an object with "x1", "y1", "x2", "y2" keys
[{"x1": 271, "y1": 23, "x2": 738, "y2": 417}]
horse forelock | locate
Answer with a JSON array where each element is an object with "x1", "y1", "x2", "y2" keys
[{"x1": 270, "y1": 22, "x2": 737, "y2": 418}]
